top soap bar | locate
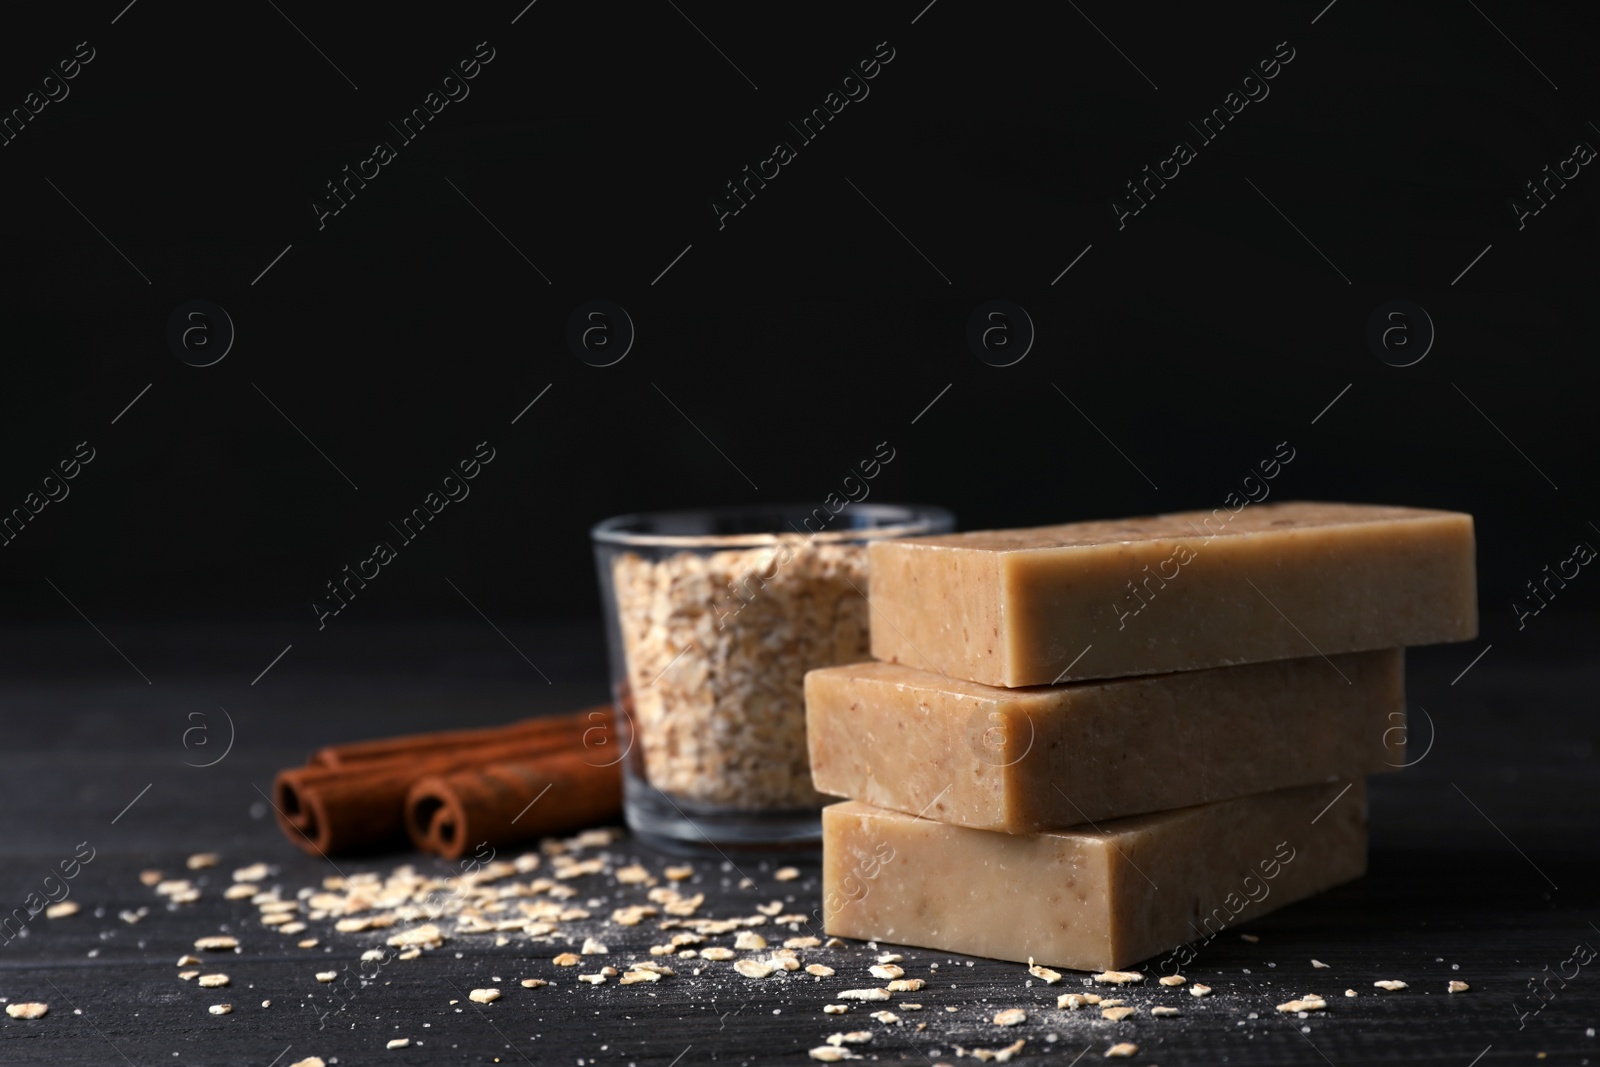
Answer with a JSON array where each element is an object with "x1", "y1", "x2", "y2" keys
[{"x1": 867, "y1": 501, "x2": 1476, "y2": 686}]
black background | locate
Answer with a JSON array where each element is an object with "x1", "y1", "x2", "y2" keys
[
  {"x1": 1, "y1": 2, "x2": 1598, "y2": 1064},
  {"x1": 1, "y1": 0, "x2": 1596, "y2": 640}
]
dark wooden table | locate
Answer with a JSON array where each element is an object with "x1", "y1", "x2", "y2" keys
[{"x1": 2, "y1": 620, "x2": 1596, "y2": 1066}]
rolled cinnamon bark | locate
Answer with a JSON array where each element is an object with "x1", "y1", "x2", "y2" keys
[
  {"x1": 405, "y1": 751, "x2": 623, "y2": 859},
  {"x1": 274, "y1": 761, "x2": 424, "y2": 855},
  {"x1": 272, "y1": 706, "x2": 616, "y2": 855},
  {"x1": 308, "y1": 706, "x2": 612, "y2": 767}
]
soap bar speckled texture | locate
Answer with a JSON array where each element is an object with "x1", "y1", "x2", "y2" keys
[
  {"x1": 806, "y1": 650, "x2": 1402, "y2": 833},
  {"x1": 866, "y1": 501, "x2": 1476, "y2": 687},
  {"x1": 822, "y1": 779, "x2": 1367, "y2": 972}
]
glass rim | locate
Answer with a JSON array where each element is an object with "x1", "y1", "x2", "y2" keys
[{"x1": 590, "y1": 502, "x2": 953, "y2": 549}]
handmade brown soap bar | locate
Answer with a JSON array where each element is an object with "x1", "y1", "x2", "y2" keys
[
  {"x1": 823, "y1": 779, "x2": 1366, "y2": 971},
  {"x1": 867, "y1": 501, "x2": 1476, "y2": 686},
  {"x1": 806, "y1": 650, "x2": 1401, "y2": 833}
]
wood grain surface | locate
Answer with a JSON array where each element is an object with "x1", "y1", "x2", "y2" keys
[{"x1": 0, "y1": 621, "x2": 1595, "y2": 1066}]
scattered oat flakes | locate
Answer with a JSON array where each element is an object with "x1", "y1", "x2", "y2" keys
[
  {"x1": 1374, "y1": 980, "x2": 1408, "y2": 991},
  {"x1": 179, "y1": 971, "x2": 200, "y2": 981},
  {"x1": 520, "y1": 978, "x2": 548, "y2": 988},
  {"x1": 233, "y1": 863, "x2": 269, "y2": 882},
  {"x1": 664, "y1": 865, "x2": 694, "y2": 881},
  {"x1": 119, "y1": 909, "x2": 147, "y2": 924},
  {"x1": 197, "y1": 974, "x2": 230, "y2": 988},
  {"x1": 1027, "y1": 961, "x2": 1062, "y2": 984},
  {"x1": 578, "y1": 973, "x2": 606, "y2": 985},
  {"x1": 807, "y1": 964, "x2": 836, "y2": 977},
  {"x1": 808, "y1": 1048, "x2": 857, "y2": 1062},
  {"x1": 555, "y1": 857, "x2": 606, "y2": 880},
  {"x1": 871, "y1": 1010, "x2": 901, "y2": 1024},
  {"x1": 828, "y1": 1031, "x2": 873, "y2": 1045},
  {"x1": 1151, "y1": 1006, "x2": 1180, "y2": 1017},
  {"x1": 1098, "y1": 999, "x2": 1125, "y2": 1008},
  {"x1": 177, "y1": 955, "x2": 201, "y2": 966},
  {"x1": 823, "y1": 1004, "x2": 848, "y2": 1014},
  {"x1": 738, "y1": 877, "x2": 754, "y2": 889},
  {"x1": 734, "y1": 959, "x2": 774, "y2": 979},
  {"x1": 207, "y1": 1003, "x2": 232, "y2": 1015},
  {"x1": 397, "y1": 949, "x2": 421, "y2": 961},
  {"x1": 1158, "y1": 974, "x2": 1186, "y2": 986},
  {"x1": 734, "y1": 930, "x2": 767, "y2": 950},
  {"x1": 289, "y1": 1058, "x2": 326, "y2": 1067},
  {"x1": 139, "y1": 869, "x2": 163, "y2": 886},
  {"x1": 261, "y1": 1000, "x2": 271, "y2": 1008},
  {"x1": 581, "y1": 937, "x2": 609, "y2": 955},
  {"x1": 993, "y1": 1008, "x2": 1027, "y2": 1026},
  {"x1": 386, "y1": 1038, "x2": 411, "y2": 1049},
  {"x1": 870, "y1": 964, "x2": 904, "y2": 980},
  {"x1": 553, "y1": 952, "x2": 582, "y2": 966},
  {"x1": 838, "y1": 988, "x2": 891, "y2": 1002},
  {"x1": 187, "y1": 852, "x2": 219, "y2": 870},
  {"x1": 876, "y1": 953, "x2": 903, "y2": 964},
  {"x1": 611, "y1": 905, "x2": 656, "y2": 926},
  {"x1": 1311, "y1": 959, "x2": 1329, "y2": 968},
  {"x1": 1449, "y1": 980, "x2": 1470, "y2": 993},
  {"x1": 1276, "y1": 995, "x2": 1327, "y2": 1013},
  {"x1": 224, "y1": 885, "x2": 257, "y2": 901},
  {"x1": 314, "y1": 971, "x2": 337, "y2": 983},
  {"x1": 1105, "y1": 1042, "x2": 1138, "y2": 1058},
  {"x1": 887, "y1": 979, "x2": 925, "y2": 993},
  {"x1": 699, "y1": 947, "x2": 735, "y2": 961},
  {"x1": 386, "y1": 924, "x2": 445, "y2": 948},
  {"x1": 757, "y1": 901, "x2": 784, "y2": 916},
  {"x1": 614, "y1": 972, "x2": 659, "y2": 991},
  {"x1": 775, "y1": 867, "x2": 800, "y2": 881},
  {"x1": 469, "y1": 988, "x2": 501, "y2": 1003},
  {"x1": 1058, "y1": 993, "x2": 1103, "y2": 1009},
  {"x1": 953, "y1": 1038, "x2": 1026, "y2": 1063},
  {"x1": 786, "y1": 936, "x2": 822, "y2": 949},
  {"x1": 1344, "y1": 989, "x2": 1357, "y2": 997},
  {"x1": 45, "y1": 901, "x2": 79, "y2": 919},
  {"x1": 1189, "y1": 984, "x2": 1213, "y2": 997},
  {"x1": 1101, "y1": 1006, "x2": 1137, "y2": 1021},
  {"x1": 194, "y1": 936, "x2": 238, "y2": 951},
  {"x1": 1092, "y1": 970, "x2": 1144, "y2": 984},
  {"x1": 614, "y1": 864, "x2": 653, "y2": 885},
  {"x1": 6, "y1": 1003, "x2": 48, "y2": 1019}
]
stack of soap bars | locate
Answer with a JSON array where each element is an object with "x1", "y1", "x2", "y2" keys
[{"x1": 808, "y1": 502, "x2": 1477, "y2": 970}]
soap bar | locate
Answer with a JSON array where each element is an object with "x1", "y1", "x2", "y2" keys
[
  {"x1": 806, "y1": 650, "x2": 1401, "y2": 833},
  {"x1": 823, "y1": 779, "x2": 1366, "y2": 971},
  {"x1": 867, "y1": 501, "x2": 1476, "y2": 686}
]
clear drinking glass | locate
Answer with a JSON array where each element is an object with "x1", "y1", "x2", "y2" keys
[{"x1": 592, "y1": 503, "x2": 954, "y2": 852}]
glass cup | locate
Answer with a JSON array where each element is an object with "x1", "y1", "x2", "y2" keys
[{"x1": 591, "y1": 503, "x2": 954, "y2": 852}]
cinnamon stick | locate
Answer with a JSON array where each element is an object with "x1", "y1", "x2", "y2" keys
[
  {"x1": 272, "y1": 706, "x2": 615, "y2": 855},
  {"x1": 308, "y1": 707, "x2": 612, "y2": 767},
  {"x1": 405, "y1": 751, "x2": 623, "y2": 859}
]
